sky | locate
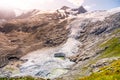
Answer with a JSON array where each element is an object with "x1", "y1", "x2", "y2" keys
[
  {"x1": 83, "y1": 0, "x2": 120, "y2": 10},
  {"x1": 0, "y1": 0, "x2": 120, "y2": 11}
]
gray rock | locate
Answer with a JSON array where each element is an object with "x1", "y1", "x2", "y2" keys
[
  {"x1": 91, "y1": 57, "x2": 119, "y2": 72},
  {"x1": 35, "y1": 70, "x2": 50, "y2": 77},
  {"x1": 0, "y1": 70, "x2": 12, "y2": 78}
]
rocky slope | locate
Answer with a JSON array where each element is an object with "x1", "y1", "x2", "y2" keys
[
  {"x1": 55, "y1": 8, "x2": 120, "y2": 80},
  {"x1": 0, "y1": 7, "x2": 120, "y2": 80},
  {"x1": 0, "y1": 12, "x2": 69, "y2": 67}
]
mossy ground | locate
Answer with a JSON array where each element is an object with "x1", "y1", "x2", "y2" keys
[
  {"x1": 99, "y1": 37, "x2": 120, "y2": 58},
  {"x1": 0, "y1": 76, "x2": 46, "y2": 80},
  {"x1": 78, "y1": 31, "x2": 120, "y2": 80},
  {"x1": 111, "y1": 28, "x2": 120, "y2": 35},
  {"x1": 78, "y1": 59, "x2": 120, "y2": 80},
  {"x1": 99, "y1": 28, "x2": 120, "y2": 58}
]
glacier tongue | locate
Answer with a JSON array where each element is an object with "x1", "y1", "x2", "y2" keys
[
  {"x1": 16, "y1": 47, "x2": 74, "y2": 79},
  {"x1": 11, "y1": 17, "x2": 83, "y2": 79}
]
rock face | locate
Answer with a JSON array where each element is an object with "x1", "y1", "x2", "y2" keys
[
  {"x1": 77, "y1": 6, "x2": 87, "y2": 13},
  {"x1": 0, "y1": 7, "x2": 120, "y2": 79},
  {"x1": 60, "y1": 6, "x2": 70, "y2": 10},
  {"x1": 71, "y1": 6, "x2": 87, "y2": 14},
  {"x1": 57, "y1": 6, "x2": 87, "y2": 18}
]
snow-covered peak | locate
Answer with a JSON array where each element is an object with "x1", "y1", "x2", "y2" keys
[
  {"x1": 107, "y1": 7, "x2": 120, "y2": 14},
  {"x1": 76, "y1": 7, "x2": 120, "y2": 21}
]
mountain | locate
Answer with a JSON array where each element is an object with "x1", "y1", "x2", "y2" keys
[
  {"x1": 16, "y1": 9, "x2": 40, "y2": 19},
  {"x1": 60, "y1": 6, "x2": 70, "y2": 10},
  {"x1": 72, "y1": 6, "x2": 87, "y2": 14},
  {"x1": 0, "y1": 7, "x2": 120, "y2": 80},
  {"x1": 57, "y1": 6, "x2": 87, "y2": 18}
]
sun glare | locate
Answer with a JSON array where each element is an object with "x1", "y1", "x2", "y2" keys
[
  {"x1": 0, "y1": 0, "x2": 25, "y2": 9},
  {"x1": 68, "y1": 0, "x2": 84, "y2": 6},
  {"x1": 0, "y1": 0, "x2": 84, "y2": 10}
]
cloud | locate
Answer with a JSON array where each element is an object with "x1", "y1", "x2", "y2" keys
[
  {"x1": 84, "y1": 4, "x2": 96, "y2": 10},
  {"x1": 23, "y1": 0, "x2": 54, "y2": 10},
  {"x1": 67, "y1": 0, "x2": 85, "y2": 6},
  {"x1": 84, "y1": 5, "x2": 91, "y2": 10},
  {"x1": 0, "y1": 0, "x2": 86, "y2": 10},
  {"x1": 0, "y1": 0, "x2": 54, "y2": 10}
]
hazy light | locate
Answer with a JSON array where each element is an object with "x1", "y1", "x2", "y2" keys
[
  {"x1": 0, "y1": 0, "x2": 85, "y2": 10},
  {"x1": 67, "y1": 0, "x2": 84, "y2": 6},
  {"x1": 0, "y1": 0, "x2": 54, "y2": 10}
]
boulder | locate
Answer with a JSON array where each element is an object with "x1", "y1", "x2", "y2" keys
[{"x1": 54, "y1": 53, "x2": 66, "y2": 58}]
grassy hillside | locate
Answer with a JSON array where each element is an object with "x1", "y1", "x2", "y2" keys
[
  {"x1": 78, "y1": 30, "x2": 120, "y2": 80},
  {"x1": 99, "y1": 37, "x2": 120, "y2": 58},
  {"x1": 0, "y1": 76, "x2": 46, "y2": 80},
  {"x1": 79, "y1": 59, "x2": 120, "y2": 80}
]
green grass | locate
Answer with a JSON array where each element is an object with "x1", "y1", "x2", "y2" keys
[
  {"x1": 111, "y1": 28, "x2": 120, "y2": 35},
  {"x1": 0, "y1": 76, "x2": 46, "y2": 80},
  {"x1": 77, "y1": 36, "x2": 120, "y2": 80},
  {"x1": 78, "y1": 59, "x2": 120, "y2": 80},
  {"x1": 99, "y1": 37, "x2": 120, "y2": 58}
]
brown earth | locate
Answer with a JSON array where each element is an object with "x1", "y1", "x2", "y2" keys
[{"x1": 0, "y1": 12, "x2": 69, "y2": 68}]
